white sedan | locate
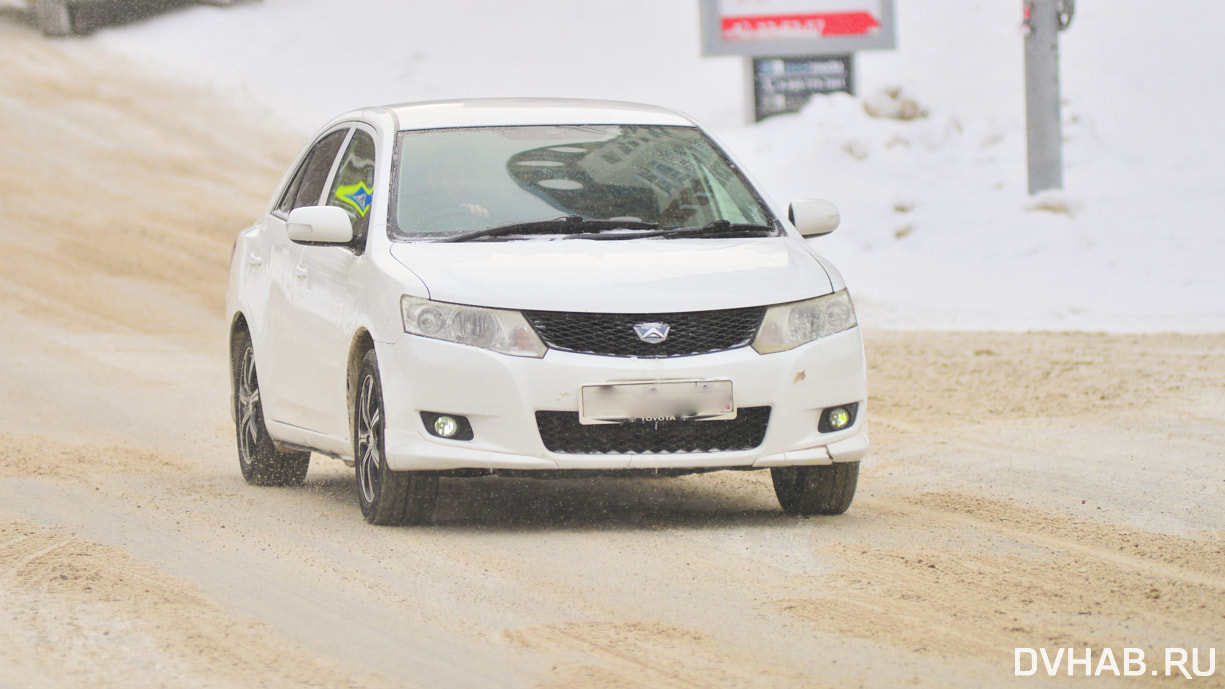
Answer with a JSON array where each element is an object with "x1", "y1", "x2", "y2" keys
[{"x1": 226, "y1": 98, "x2": 868, "y2": 525}]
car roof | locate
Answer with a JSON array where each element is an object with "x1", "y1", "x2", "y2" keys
[{"x1": 374, "y1": 98, "x2": 697, "y2": 131}]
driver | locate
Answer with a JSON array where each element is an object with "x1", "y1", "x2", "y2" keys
[{"x1": 402, "y1": 144, "x2": 494, "y2": 233}]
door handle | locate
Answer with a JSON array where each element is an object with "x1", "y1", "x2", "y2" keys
[
  {"x1": 294, "y1": 264, "x2": 308, "y2": 279},
  {"x1": 248, "y1": 253, "x2": 263, "y2": 266}
]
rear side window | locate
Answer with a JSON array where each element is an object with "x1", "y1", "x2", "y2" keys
[{"x1": 276, "y1": 129, "x2": 348, "y2": 215}]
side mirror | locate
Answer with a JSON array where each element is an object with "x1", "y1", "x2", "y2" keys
[
  {"x1": 788, "y1": 199, "x2": 840, "y2": 238},
  {"x1": 287, "y1": 206, "x2": 354, "y2": 244}
]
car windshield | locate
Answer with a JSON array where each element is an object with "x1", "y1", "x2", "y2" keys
[{"x1": 390, "y1": 125, "x2": 775, "y2": 240}]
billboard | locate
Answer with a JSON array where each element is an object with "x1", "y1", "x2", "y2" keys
[{"x1": 700, "y1": 0, "x2": 896, "y2": 57}]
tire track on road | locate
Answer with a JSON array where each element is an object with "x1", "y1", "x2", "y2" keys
[
  {"x1": 506, "y1": 621, "x2": 820, "y2": 689},
  {"x1": 775, "y1": 493, "x2": 1224, "y2": 683},
  {"x1": 0, "y1": 513, "x2": 397, "y2": 689}
]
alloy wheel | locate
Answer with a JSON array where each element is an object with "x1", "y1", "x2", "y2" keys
[
  {"x1": 237, "y1": 345, "x2": 261, "y2": 465},
  {"x1": 356, "y1": 372, "x2": 383, "y2": 505}
]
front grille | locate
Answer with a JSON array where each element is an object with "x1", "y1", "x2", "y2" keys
[
  {"x1": 535, "y1": 407, "x2": 771, "y2": 455},
  {"x1": 523, "y1": 306, "x2": 766, "y2": 358}
]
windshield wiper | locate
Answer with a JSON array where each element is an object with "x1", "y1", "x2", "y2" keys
[
  {"x1": 439, "y1": 215, "x2": 660, "y2": 243},
  {"x1": 439, "y1": 217, "x2": 775, "y2": 243},
  {"x1": 646, "y1": 220, "x2": 777, "y2": 239}
]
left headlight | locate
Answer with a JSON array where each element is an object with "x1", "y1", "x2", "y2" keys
[
  {"x1": 751, "y1": 290, "x2": 858, "y2": 354},
  {"x1": 400, "y1": 295, "x2": 547, "y2": 358}
]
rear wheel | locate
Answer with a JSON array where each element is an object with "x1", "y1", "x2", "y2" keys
[
  {"x1": 354, "y1": 349, "x2": 438, "y2": 525},
  {"x1": 771, "y1": 462, "x2": 859, "y2": 515},
  {"x1": 232, "y1": 329, "x2": 310, "y2": 486}
]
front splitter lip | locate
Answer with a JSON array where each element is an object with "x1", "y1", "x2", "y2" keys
[{"x1": 383, "y1": 421, "x2": 866, "y2": 472}]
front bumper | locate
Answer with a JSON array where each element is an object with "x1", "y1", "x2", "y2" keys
[{"x1": 376, "y1": 328, "x2": 868, "y2": 472}]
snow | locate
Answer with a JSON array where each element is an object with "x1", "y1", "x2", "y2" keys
[{"x1": 90, "y1": 0, "x2": 1225, "y2": 333}]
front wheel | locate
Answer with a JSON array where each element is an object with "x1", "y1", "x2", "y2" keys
[
  {"x1": 771, "y1": 462, "x2": 859, "y2": 516},
  {"x1": 354, "y1": 350, "x2": 438, "y2": 525},
  {"x1": 232, "y1": 329, "x2": 310, "y2": 486}
]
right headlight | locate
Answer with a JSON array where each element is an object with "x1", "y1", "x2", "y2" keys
[
  {"x1": 400, "y1": 295, "x2": 547, "y2": 358},
  {"x1": 751, "y1": 290, "x2": 857, "y2": 354}
]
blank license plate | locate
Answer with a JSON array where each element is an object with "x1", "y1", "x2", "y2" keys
[{"x1": 579, "y1": 380, "x2": 735, "y2": 425}]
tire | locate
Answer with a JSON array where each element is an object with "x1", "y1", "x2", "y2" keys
[
  {"x1": 771, "y1": 462, "x2": 859, "y2": 516},
  {"x1": 232, "y1": 329, "x2": 310, "y2": 486},
  {"x1": 354, "y1": 349, "x2": 438, "y2": 525},
  {"x1": 33, "y1": 0, "x2": 76, "y2": 36}
]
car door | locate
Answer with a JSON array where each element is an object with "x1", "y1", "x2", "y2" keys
[
  {"x1": 258, "y1": 127, "x2": 349, "y2": 435},
  {"x1": 282, "y1": 126, "x2": 379, "y2": 449}
]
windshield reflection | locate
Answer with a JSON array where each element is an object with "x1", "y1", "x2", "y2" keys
[{"x1": 391, "y1": 125, "x2": 772, "y2": 238}]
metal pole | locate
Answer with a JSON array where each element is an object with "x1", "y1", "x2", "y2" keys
[{"x1": 1024, "y1": 0, "x2": 1063, "y2": 194}]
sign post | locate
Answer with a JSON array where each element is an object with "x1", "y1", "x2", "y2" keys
[
  {"x1": 1023, "y1": 0, "x2": 1074, "y2": 194},
  {"x1": 700, "y1": 0, "x2": 896, "y2": 123}
]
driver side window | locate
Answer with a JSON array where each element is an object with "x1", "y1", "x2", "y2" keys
[{"x1": 327, "y1": 130, "x2": 377, "y2": 246}]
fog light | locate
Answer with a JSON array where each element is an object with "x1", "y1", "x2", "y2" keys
[
  {"x1": 434, "y1": 415, "x2": 460, "y2": 438},
  {"x1": 827, "y1": 408, "x2": 851, "y2": 429},
  {"x1": 819, "y1": 404, "x2": 858, "y2": 433},
  {"x1": 420, "y1": 412, "x2": 474, "y2": 440}
]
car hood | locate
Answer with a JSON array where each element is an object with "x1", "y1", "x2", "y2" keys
[{"x1": 388, "y1": 238, "x2": 833, "y2": 312}]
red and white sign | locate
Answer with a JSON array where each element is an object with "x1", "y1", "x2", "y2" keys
[
  {"x1": 722, "y1": 11, "x2": 880, "y2": 41},
  {"x1": 718, "y1": 0, "x2": 884, "y2": 42},
  {"x1": 701, "y1": 0, "x2": 894, "y2": 58}
]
